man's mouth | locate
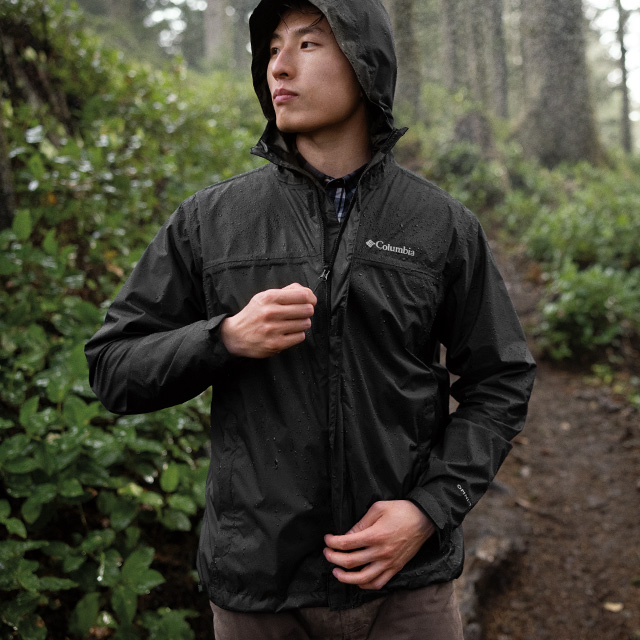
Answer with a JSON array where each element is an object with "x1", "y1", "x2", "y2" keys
[{"x1": 273, "y1": 88, "x2": 298, "y2": 105}]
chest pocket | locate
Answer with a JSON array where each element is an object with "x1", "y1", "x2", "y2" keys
[
  {"x1": 202, "y1": 257, "x2": 321, "y2": 319},
  {"x1": 346, "y1": 256, "x2": 442, "y2": 356}
]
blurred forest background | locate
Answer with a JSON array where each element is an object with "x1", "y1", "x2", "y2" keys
[{"x1": 0, "y1": 0, "x2": 639, "y2": 639}]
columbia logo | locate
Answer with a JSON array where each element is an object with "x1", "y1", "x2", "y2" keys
[{"x1": 366, "y1": 239, "x2": 416, "y2": 257}]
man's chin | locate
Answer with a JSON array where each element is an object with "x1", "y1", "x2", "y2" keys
[
  {"x1": 275, "y1": 119, "x2": 302, "y2": 134},
  {"x1": 274, "y1": 115, "x2": 321, "y2": 135}
]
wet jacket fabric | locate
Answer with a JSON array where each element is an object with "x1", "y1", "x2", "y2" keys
[{"x1": 85, "y1": 0, "x2": 536, "y2": 613}]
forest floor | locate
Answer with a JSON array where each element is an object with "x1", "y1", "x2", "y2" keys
[{"x1": 458, "y1": 240, "x2": 640, "y2": 640}]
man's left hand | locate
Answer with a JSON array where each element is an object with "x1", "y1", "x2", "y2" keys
[{"x1": 323, "y1": 500, "x2": 435, "y2": 590}]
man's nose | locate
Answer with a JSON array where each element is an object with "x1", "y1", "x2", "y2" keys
[{"x1": 270, "y1": 46, "x2": 295, "y2": 78}]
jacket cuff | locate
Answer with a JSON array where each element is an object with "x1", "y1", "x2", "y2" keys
[
  {"x1": 204, "y1": 314, "x2": 236, "y2": 366},
  {"x1": 407, "y1": 486, "x2": 448, "y2": 533}
]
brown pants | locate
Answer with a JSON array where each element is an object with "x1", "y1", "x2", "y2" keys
[{"x1": 210, "y1": 582, "x2": 464, "y2": 640}]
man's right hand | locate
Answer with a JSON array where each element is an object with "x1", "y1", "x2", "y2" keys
[{"x1": 220, "y1": 283, "x2": 317, "y2": 358}]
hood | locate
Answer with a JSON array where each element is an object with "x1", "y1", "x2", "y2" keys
[{"x1": 249, "y1": 0, "x2": 400, "y2": 155}]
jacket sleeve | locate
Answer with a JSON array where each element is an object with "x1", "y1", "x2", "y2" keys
[
  {"x1": 407, "y1": 215, "x2": 536, "y2": 539},
  {"x1": 85, "y1": 200, "x2": 233, "y2": 415}
]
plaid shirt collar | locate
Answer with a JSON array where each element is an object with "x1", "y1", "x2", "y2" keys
[{"x1": 299, "y1": 156, "x2": 366, "y2": 222}]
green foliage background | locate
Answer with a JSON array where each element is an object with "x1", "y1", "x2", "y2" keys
[
  {"x1": 1, "y1": 1, "x2": 639, "y2": 639},
  {"x1": 1, "y1": 2, "x2": 263, "y2": 638}
]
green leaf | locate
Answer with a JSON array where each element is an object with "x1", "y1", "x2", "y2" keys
[
  {"x1": 4, "y1": 456, "x2": 40, "y2": 474},
  {"x1": 24, "y1": 407, "x2": 60, "y2": 438},
  {"x1": 59, "y1": 478, "x2": 84, "y2": 498},
  {"x1": 160, "y1": 463, "x2": 180, "y2": 492},
  {"x1": 0, "y1": 433, "x2": 29, "y2": 465},
  {"x1": 124, "y1": 526, "x2": 141, "y2": 550},
  {"x1": 118, "y1": 482, "x2": 144, "y2": 499},
  {"x1": 141, "y1": 608, "x2": 197, "y2": 640},
  {"x1": 97, "y1": 548, "x2": 122, "y2": 587},
  {"x1": 21, "y1": 498, "x2": 43, "y2": 524},
  {"x1": 38, "y1": 576, "x2": 78, "y2": 591},
  {"x1": 16, "y1": 614, "x2": 47, "y2": 640},
  {"x1": 121, "y1": 547, "x2": 154, "y2": 578},
  {"x1": 81, "y1": 528, "x2": 116, "y2": 553},
  {"x1": 111, "y1": 585, "x2": 137, "y2": 625},
  {"x1": 69, "y1": 342, "x2": 91, "y2": 378},
  {"x1": 110, "y1": 499, "x2": 138, "y2": 531},
  {"x1": 127, "y1": 569, "x2": 165, "y2": 595},
  {"x1": 27, "y1": 152, "x2": 45, "y2": 180},
  {"x1": 69, "y1": 592, "x2": 100, "y2": 637},
  {"x1": 137, "y1": 491, "x2": 163, "y2": 508},
  {"x1": 21, "y1": 482, "x2": 57, "y2": 523},
  {"x1": 63, "y1": 553, "x2": 86, "y2": 573},
  {"x1": 42, "y1": 229, "x2": 59, "y2": 255},
  {"x1": 16, "y1": 558, "x2": 39, "y2": 591},
  {"x1": 167, "y1": 494, "x2": 197, "y2": 515},
  {"x1": 0, "y1": 592, "x2": 40, "y2": 626},
  {"x1": 5, "y1": 517, "x2": 27, "y2": 539},
  {"x1": 43, "y1": 367, "x2": 71, "y2": 403},
  {"x1": 12, "y1": 209, "x2": 33, "y2": 241},
  {"x1": 161, "y1": 509, "x2": 191, "y2": 532},
  {"x1": 0, "y1": 499, "x2": 10, "y2": 522},
  {"x1": 19, "y1": 396, "x2": 40, "y2": 427},
  {"x1": 0, "y1": 251, "x2": 20, "y2": 275}
]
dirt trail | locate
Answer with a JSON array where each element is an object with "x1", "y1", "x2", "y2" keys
[{"x1": 458, "y1": 244, "x2": 640, "y2": 640}]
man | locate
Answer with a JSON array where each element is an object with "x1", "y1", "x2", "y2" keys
[{"x1": 86, "y1": 0, "x2": 536, "y2": 638}]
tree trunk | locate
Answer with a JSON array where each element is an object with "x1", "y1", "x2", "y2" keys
[
  {"x1": 203, "y1": 0, "x2": 227, "y2": 65},
  {"x1": 615, "y1": 0, "x2": 632, "y2": 154},
  {"x1": 517, "y1": 0, "x2": 601, "y2": 167},
  {"x1": 486, "y1": 0, "x2": 509, "y2": 118},
  {"x1": 231, "y1": 0, "x2": 254, "y2": 69},
  {"x1": 440, "y1": 0, "x2": 467, "y2": 93},
  {"x1": 464, "y1": 1, "x2": 489, "y2": 106},
  {"x1": 391, "y1": 0, "x2": 421, "y2": 118},
  {"x1": 0, "y1": 113, "x2": 15, "y2": 232}
]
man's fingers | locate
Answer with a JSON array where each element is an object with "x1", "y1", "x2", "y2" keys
[
  {"x1": 357, "y1": 569, "x2": 397, "y2": 591},
  {"x1": 331, "y1": 563, "x2": 396, "y2": 590},
  {"x1": 324, "y1": 505, "x2": 384, "y2": 550},
  {"x1": 331, "y1": 563, "x2": 393, "y2": 590},
  {"x1": 324, "y1": 529, "x2": 374, "y2": 551},
  {"x1": 272, "y1": 284, "x2": 317, "y2": 307},
  {"x1": 323, "y1": 546, "x2": 374, "y2": 570}
]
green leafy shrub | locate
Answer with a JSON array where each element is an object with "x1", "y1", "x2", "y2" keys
[
  {"x1": 492, "y1": 155, "x2": 640, "y2": 363},
  {"x1": 1, "y1": 2, "x2": 263, "y2": 638},
  {"x1": 538, "y1": 262, "x2": 640, "y2": 361},
  {"x1": 422, "y1": 141, "x2": 507, "y2": 212},
  {"x1": 523, "y1": 164, "x2": 640, "y2": 270}
]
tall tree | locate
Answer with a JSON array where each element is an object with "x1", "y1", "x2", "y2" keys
[
  {"x1": 440, "y1": 0, "x2": 508, "y2": 119},
  {"x1": 517, "y1": 0, "x2": 601, "y2": 167},
  {"x1": 232, "y1": 0, "x2": 255, "y2": 70},
  {"x1": 465, "y1": 1, "x2": 489, "y2": 105},
  {"x1": 203, "y1": 0, "x2": 228, "y2": 65},
  {"x1": 0, "y1": 110, "x2": 15, "y2": 232},
  {"x1": 391, "y1": 0, "x2": 421, "y2": 117},
  {"x1": 615, "y1": 0, "x2": 633, "y2": 153},
  {"x1": 486, "y1": 0, "x2": 509, "y2": 118},
  {"x1": 440, "y1": 0, "x2": 468, "y2": 93}
]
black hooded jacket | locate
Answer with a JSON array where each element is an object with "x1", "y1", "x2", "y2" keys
[{"x1": 85, "y1": 0, "x2": 535, "y2": 612}]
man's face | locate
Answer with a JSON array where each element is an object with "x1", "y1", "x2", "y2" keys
[{"x1": 266, "y1": 9, "x2": 366, "y2": 138}]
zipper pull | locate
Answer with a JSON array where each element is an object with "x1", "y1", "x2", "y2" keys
[{"x1": 312, "y1": 266, "x2": 331, "y2": 295}]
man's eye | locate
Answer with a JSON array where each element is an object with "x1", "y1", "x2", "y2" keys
[
  {"x1": 301, "y1": 41, "x2": 316, "y2": 49},
  {"x1": 270, "y1": 47, "x2": 280, "y2": 56}
]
